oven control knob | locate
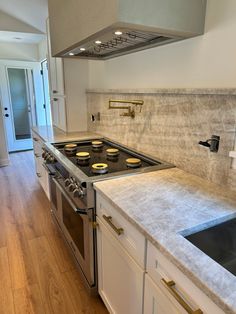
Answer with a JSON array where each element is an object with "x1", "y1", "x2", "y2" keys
[
  {"x1": 68, "y1": 183, "x2": 76, "y2": 192},
  {"x1": 64, "y1": 179, "x2": 70, "y2": 187},
  {"x1": 73, "y1": 187, "x2": 84, "y2": 198},
  {"x1": 49, "y1": 156, "x2": 55, "y2": 163},
  {"x1": 44, "y1": 152, "x2": 49, "y2": 160}
]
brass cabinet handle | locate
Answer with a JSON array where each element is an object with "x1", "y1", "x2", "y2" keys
[
  {"x1": 102, "y1": 215, "x2": 124, "y2": 236},
  {"x1": 161, "y1": 279, "x2": 203, "y2": 314},
  {"x1": 34, "y1": 153, "x2": 40, "y2": 158},
  {"x1": 33, "y1": 137, "x2": 38, "y2": 142},
  {"x1": 36, "y1": 172, "x2": 42, "y2": 178}
]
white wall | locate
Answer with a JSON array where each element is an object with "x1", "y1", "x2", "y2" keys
[
  {"x1": 88, "y1": 0, "x2": 236, "y2": 89},
  {"x1": 0, "y1": 42, "x2": 39, "y2": 61},
  {"x1": 38, "y1": 38, "x2": 47, "y2": 61}
]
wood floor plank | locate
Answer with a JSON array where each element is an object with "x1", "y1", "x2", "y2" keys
[
  {"x1": 29, "y1": 236, "x2": 76, "y2": 314},
  {"x1": 0, "y1": 288, "x2": 15, "y2": 314},
  {"x1": 63, "y1": 269, "x2": 108, "y2": 314},
  {"x1": 13, "y1": 284, "x2": 46, "y2": 314},
  {"x1": 0, "y1": 246, "x2": 12, "y2": 289},
  {"x1": 7, "y1": 222, "x2": 37, "y2": 289}
]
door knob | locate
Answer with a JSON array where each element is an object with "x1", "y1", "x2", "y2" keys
[{"x1": 5, "y1": 114, "x2": 9, "y2": 117}]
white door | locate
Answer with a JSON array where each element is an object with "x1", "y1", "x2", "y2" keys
[
  {"x1": 0, "y1": 60, "x2": 44, "y2": 152},
  {"x1": 4, "y1": 67, "x2": 35, "y2": 152}
]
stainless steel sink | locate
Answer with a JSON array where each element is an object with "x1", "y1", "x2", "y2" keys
[{"x1": 185, "y1": 218, "x2": 236, "y2": 276}]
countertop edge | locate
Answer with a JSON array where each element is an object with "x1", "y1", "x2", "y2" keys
[{"x1": 86, "y1": 88, "x2": 236, "y2": 96}]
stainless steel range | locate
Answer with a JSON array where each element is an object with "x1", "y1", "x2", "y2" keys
[{"x1": 42, "y1": 138, "x2": 174, "y2": 293}]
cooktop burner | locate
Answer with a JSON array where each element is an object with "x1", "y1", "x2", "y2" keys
[{"x1": 53, "y1": 139, "x2": 159, "y2": 177}]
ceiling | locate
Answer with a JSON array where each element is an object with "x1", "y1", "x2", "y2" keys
[
  {"x1": 0, "y1": 0, "x2": 48, "y2": 44},
  {"x1": 0, "y1": 31, "x2": 45, "y2": 44}
]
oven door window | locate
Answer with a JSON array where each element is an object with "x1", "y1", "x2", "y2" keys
[{"x1": 61, "y1": 194, "x2": 85, "y2": 258}]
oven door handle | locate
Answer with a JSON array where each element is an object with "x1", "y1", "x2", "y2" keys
[
  {"x1": 52, "y1": 177, "x2": 87, "y2": 215},
  {"x1": 43, "y1": 162, "x2": 56, "y2": 175}
]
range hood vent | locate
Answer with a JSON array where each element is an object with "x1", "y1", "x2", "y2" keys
[
  {"x1": 48, "y1": 0, "x2": 207, "y2": 60},
  {"x1": 65, "y1": 29, "x2": 176, "y2": 60}
]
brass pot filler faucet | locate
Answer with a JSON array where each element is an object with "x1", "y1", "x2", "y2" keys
[{"x1": 108, "y1": 99, "x2": 144, "y2": 118}]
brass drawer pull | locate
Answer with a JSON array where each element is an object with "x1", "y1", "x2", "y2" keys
[
  {"x1": 102, "y1": 215, "x2": 124, "y2": 236},
  {"x1": 36, "y1": 172, "x2": 42, "y2": 178},
  {"x1": 33, "y1": 137, "x2": 38, "y2": 142},
  {"x1": 34, "y1": 153, "x2": 40, "y2": 158},
  {"x1": 161, "y1": 279, "x2": 203, "y2": 314}
]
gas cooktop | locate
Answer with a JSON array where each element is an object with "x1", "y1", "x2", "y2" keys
[{"x1": 52, "y1": 138, "x2": 160, "y2": 177}]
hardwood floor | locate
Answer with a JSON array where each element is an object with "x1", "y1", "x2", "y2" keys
[{"x1": 0, "y1": 151, "x2": 107, "y2": 314}]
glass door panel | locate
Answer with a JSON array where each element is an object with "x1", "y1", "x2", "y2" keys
[{"x1": 7, "y1": 68, "x2": 31, "y2": 140}]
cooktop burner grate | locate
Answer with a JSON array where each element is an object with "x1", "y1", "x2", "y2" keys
[{"x1": 53, "y1": 139, "x2": 159, "y2": 177}]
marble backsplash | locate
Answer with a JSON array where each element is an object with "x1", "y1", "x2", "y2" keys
[{"x1": 87, "y1": 89, "x2": 236, "y2": 190}]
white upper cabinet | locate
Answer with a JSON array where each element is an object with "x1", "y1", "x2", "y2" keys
[{"x1": 46, "y1": 19, "x2": 65, "y2": 96}]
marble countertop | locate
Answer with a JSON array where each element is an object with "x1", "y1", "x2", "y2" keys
[
  {"x1": 32, "y1": 125, "x2": 102, "y2": 143},
  {"x1": 94, "y1": 168, "x2": 236, "y2": 314}
]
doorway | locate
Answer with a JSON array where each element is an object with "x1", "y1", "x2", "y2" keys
[{"x1": 0, "y1": 60, "x2": 45, "y2": 152}]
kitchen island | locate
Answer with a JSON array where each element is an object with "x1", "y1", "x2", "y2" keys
[{"x1": 94, "y1": 168, "x2": 236, "y2": 314}]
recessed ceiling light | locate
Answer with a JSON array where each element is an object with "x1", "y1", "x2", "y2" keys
[
  {"x1": 95, "y1": 40, "x2": 102, "y2": 44},
  {"x1": 80, "y1": 47, "x2": 86, "y2": 51},
  {"x1": 114, "y1": 31, "x2": 123, "y2": 35},
  {"x1": 69, "y1": 52, "x2": 74, "y2": 56}
]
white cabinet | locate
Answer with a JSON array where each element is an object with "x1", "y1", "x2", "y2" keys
[
  {"x1": 46, "y1": 18, "x2": 67, "y2": 131},
  {"x1": 50, "y1": 96, "x2": 67, "y2": 132},
  {"x1": 145, "y1": 241, "x2": 225, "y2": 314},
  {"x1": 32, "y1": 131, "x2": 49, "y2": 198},
  {"x1": 97, "y1": 218, "x2": 144, "y2": 314},
  {"x1": 96, "y1": 194, "x2": 145, "y2": 314},
  {"x1": 46, "y1": 18, "x2": 65, "y2": 97},
  {"x1": 46, "y1": 18, "x2": 88, "y2": 133}
]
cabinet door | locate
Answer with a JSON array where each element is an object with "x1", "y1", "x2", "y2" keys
[
  {"x1": 97, "y1": 218, "x2": 144, "y2": 314},
  {"x1": 144, "y1": 275, "x2": 182, "y2": 314},
  {"x1": 46, "y1": 18, "x2": 65, "y2": 96},
  {"x1": 51, "y1": 98, "x2": 59, "y2": 127},
  {"x1": 50, "y1": 97, "x2": 66, "y2": 131}
]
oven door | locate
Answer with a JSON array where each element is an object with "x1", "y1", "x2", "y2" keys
[
  {"x1": 52, "y1": 177, "x2": 95, "y2": 287},
  {"x1": 43, "y1": 163, "x2": 61, "y2": 223}
]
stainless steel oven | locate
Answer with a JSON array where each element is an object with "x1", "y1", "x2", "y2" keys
[
  {"x1": 44, "y1": 162, "x2": 96, "y2": 291},
  {"x1": 52, "y1": 177, "x2": 95, "y2": 287}
]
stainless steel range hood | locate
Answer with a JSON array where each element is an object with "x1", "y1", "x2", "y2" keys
[{"x1": 48, "y1": 0, "x2": 207, "y2": 60}]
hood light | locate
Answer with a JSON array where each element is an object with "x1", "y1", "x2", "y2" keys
[
  {"x1": 114, "y1": 31, "x2": 123, "y2": 35},
  {"x1": 80, "y1": 48, "x2": 86, "y2": 51}
]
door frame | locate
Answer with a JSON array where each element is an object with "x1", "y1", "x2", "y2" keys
[{"x1": 0, "y1": 60, "x2": 44, "y2": 152}]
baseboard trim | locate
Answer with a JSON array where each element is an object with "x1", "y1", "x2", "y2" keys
[{"x1": 0, "y1": 158, "x2": 10, "y2": 167}]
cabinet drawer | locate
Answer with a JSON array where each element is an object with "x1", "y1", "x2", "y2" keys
[
  {"x1": 147, "y1": 241, "x2": 225, "y2": 314},
  {"x1": 96, "y1": 194, "x2": 146, "y2": 268},
  {"x1": 144, "y1": 274, "x2": 183, "y2": 314}
]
